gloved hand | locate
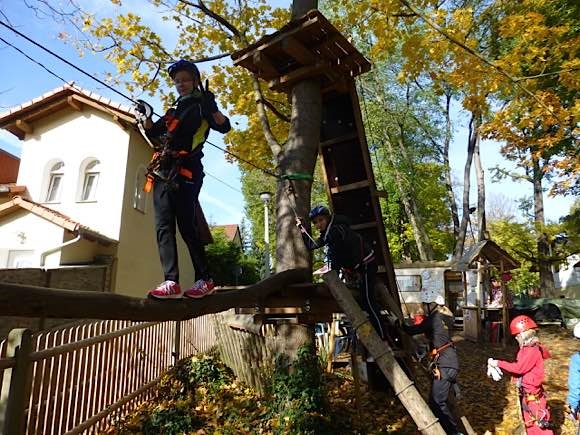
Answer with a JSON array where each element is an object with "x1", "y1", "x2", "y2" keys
[
  {"x1": 134, "y1": 99, "x2": 153, "y2": 120},
  {"x1": 200, "y1": 79, "x2": 218, "y2": 116},
  {"x1": 386, "y1": 312, "x2": 400, "y2": 326},
  {"x1": 487, "y1": 358, "x2": 503, "y2": 381}
]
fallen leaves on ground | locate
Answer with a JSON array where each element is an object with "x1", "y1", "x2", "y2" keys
[{"x1": 103, "y1": 327, "x2": 579, "y2": 434}]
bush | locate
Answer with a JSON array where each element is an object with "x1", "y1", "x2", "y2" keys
[{"x1": 267, "y1": 344, "x2": 334, "y2": 434}]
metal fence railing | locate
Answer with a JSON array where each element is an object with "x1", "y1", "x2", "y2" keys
[{"x1": 0, "y1": 316, "x2": 216, "y2": 434}]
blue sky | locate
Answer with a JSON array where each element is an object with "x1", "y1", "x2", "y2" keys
[{"x1": 0, "y1": 1, "x2": 574, "y2": 225}]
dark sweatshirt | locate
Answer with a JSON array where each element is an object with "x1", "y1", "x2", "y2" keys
[
  {"x1": 301, "y1": 214, "x2": 373, "y2": 271},
  {"x1": 403, "y1": 308, "x2": 459, "y2": 369}
]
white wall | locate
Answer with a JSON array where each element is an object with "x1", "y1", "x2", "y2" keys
[
  {"x1": 395, "y1": 266, "x2": 447, "y2": 304},
  {"x1": 0, "y1": 210, "x2": 65, "y2": 267},
  {"x1": 17, "y1": 107, "x2": 130, "y2": 241}
]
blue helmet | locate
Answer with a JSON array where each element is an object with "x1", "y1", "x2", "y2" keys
[
  {"x1": 167, "y1": 59, "x2": 200, "y2": 81},
  {"x1": 309, "y1": 205, "x2": 330, "y2": 220}
]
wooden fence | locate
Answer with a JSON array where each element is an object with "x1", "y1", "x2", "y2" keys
[{"x1": 0, "y1": 316, "x2": 216, "y2": 434}]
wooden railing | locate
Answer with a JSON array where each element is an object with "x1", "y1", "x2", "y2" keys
[{"x1": 0, "y1": 316, "x2": 216, "y2": 434}]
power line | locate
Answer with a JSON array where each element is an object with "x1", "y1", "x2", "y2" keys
[
  {"x1": 0, "y1": 18, "x2": 283, "y2": 182},
  {"x1": 204, "y1": 171, "x2": 242, "y2": 193},
  {"x1": 0, "y1": 19, "x2": 137, "y2": 106}
]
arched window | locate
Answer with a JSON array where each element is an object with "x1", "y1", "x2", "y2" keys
[
  {"x1": 45, "y1": 161, "x2": 64, "y2": 203},
  {"x1": 134, "y1": 165, "x2": 147, "y2": 212},
  {"x1": 79, "y1": 159, "x2": 100, "y2": 202}
]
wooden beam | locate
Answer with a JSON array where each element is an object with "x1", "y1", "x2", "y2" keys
[
  {"x1": 67, "y1": 96, "x2": 83, "y2": 112},
  {"x1": 320, "y1": 132, "x2": 358, "y2": 148},
  {"x1": 330, "y1": 180, "x2": 370, "y2": 194},
  {"x1": 0, "y1": 269, "x2": 310, "y2": 321},
  {"x1": 323, "y1": 271, "x2": 446, "y2": 435},
  {"x1": 281, "y1": 36, "x2": 317, "y2": 65},
  {"x1": 15, "y1": 120, "x2": 33, "y2": 134},
  {"x1": 269, "y1": 62, "x2": 328, "y2": 92},
  {"x1": 70, "y1": 95, "x2": 135, "y2": 124},
  {"x1": 252, "y1": 51, "x2": 279, "y2": 79}
]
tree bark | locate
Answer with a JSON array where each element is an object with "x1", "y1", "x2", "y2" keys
[
  {"x1": 473, "y1": 115, "x2": 486, "y2": 241},
  {"x1": 453, "y1": 114, "x2": 478, "y2": 260},
  {"x1": 532, "y1": 155, "x2": 555, "y2": 296}
]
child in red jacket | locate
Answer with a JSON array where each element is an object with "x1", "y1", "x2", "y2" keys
[{"x1": 488, "y1": 315, "x2": 553, "y2": 434}]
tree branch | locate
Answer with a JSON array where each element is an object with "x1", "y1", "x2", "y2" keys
[
  {"x1": 260, "y1": 97, "x2": 290, "y2": 123},
  {"x1": 252, "y1": 74, "x2": 282, "y2": 159},
  {"x1": 178, "y1": 0, "x2": 241, "y2": 39},
  {"x1": 397, "y1": 0, "x2": 564, "y2": 122}
]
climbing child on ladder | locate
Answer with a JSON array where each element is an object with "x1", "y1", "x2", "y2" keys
[
  {"x1": 296, "y1": 205, "x2": 386, "y2": 340},
  {"x1": 134, "y1": 59, "x2": 231, "y2": 300}
]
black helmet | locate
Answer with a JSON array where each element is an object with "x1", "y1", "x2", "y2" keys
[
  {"x1": 309, "y1": 205, "x2": 330, "y2": 220},
  {"x1": 167, "y1": 59, "x2": 200, "y2": 81}
]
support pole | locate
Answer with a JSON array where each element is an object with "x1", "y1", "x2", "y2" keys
[
  {"x1": 0, "y1": 329, "x2": 33, "y2": 435},
  {"x1": 323, "y1": 271, "x2": 445, "y2": 435}
]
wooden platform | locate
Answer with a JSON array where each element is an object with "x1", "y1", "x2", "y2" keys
[{"x1": 232, "y1": 10, "x2": 370, "y2": 93}]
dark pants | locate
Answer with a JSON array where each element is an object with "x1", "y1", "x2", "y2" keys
[
  {"x1": 360, "y1": 261, "x2": 385, "y2": 340},
  {"x1": 153, "y1": 175, "x2": 209, "y2": 283},
  {"x1": 430, "y1": 367, "x2": 459, "y2": 434}
]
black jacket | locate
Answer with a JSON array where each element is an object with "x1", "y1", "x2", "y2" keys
[
  {"x1": 403, "y1": 308, "x2": 459, "y2": 369},
  {"x1": 301, "y1": 214, "x2": 372, "y2": 271},
  {"x1": 147, "y1": 91, "x2": 231, "y2": 176}
]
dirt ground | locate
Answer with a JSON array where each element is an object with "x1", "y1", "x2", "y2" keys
[{"x1": 327, "y1": 325, "x2": 579, "y2": 434}]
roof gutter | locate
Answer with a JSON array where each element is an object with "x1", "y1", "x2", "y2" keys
[{"x1": 39, "y1": 234, "x2": 82, "y2": 268}]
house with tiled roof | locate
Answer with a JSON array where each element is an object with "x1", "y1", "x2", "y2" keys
[
  {"x1": 212, "y1": 224, "x2": 242, "y2": 248},
  {"x1": 0, "y1": 84, "x2": 211, "y2": 297}
]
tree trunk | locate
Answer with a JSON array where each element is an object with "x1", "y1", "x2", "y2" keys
[
  {"x1": 532, "y1": 155, "x2": 555, "y2": 296},
  {"x1": 275, "y1": 79, "x2": 321, "y2": 272},
  {"x1": 453, "y1": 114, "x2": 478, "y2": 260},
  {"x1": 383, "y1": 134, "x2": 434, "y2": 261},
  {"x1": 442, "y1": 93, "x2": 460, "y2": 239},
  {"x1": 473, "y1": 115, "x2": 486, "y2": 241}
]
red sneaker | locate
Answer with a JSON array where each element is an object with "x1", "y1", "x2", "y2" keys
[
  {"x1": 148, "y1": 280, "x2": 182, "y2": 299},
  {"x1": 184, "y1": 279, "x2": 215, "y2": 299}
]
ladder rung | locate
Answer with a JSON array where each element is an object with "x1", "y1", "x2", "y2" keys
[
  {"x1": 374, "y1": 190, "x2": 388, "y2": 198},
  {"x1": 330, "y1": 180, "x2": 370, "y2": 193},
  {"x1": 350, "y1": 222, "x2": 377, "y2": 231},
  {"x1": 320, "y1": 132, "x2": 359, "y2": 148}
]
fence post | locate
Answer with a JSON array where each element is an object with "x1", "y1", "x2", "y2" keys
[
  {"x1": 0, "y1": 328, "x2": 33, "y2": 435},
  {"x1": 173, "y1": 321, "x2": 181, "y2": 365}
]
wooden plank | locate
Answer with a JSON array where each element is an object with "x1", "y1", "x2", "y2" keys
[
  {"x1": 320, "y1": 132, "x2": 359, "y2": 148},
  {"x1": 330, "y1": 180, "x2": 370, "y2": 194},
  {"x1": 232, "y1": 15, "x2": 321, "y2": 66},
  {"x1": 269, "y1": 62, "x2": 329, "y2": 92},
  {"x1": 66, "y1": 96, "x2": 83, "y2": 112},
  {"x1": 281, "y1": 36, "x2": 317, "y2": 65},
  {"x1": 0, "y1": 269, "x2": 311, "y2": 321},
  {"x1": 252, "y1": 51, "x2": 279, "y2": 79},
  {"x1": 374, "y1": 190, "x2": 389, "y2": 198},
  {"x1": 350, "y1": 222, "x2": 377, "y2": 231},
  {"x1": 15, "y1": 119, "x2": 33, "y2": 134}
]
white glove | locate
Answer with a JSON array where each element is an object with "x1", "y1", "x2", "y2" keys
[{"x1": 487, "y1": 358, "x2": 503, "y2": 381}]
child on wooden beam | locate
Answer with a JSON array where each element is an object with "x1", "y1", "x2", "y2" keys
[{"x1": 296, "y1": 205, "x2": 386, "y2": 340}]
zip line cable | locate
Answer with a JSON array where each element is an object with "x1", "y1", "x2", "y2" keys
[{"x1": 0, "y1": 19, "x2": 286, "y2": 184}]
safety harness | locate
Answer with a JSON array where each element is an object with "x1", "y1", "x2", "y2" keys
[
  {"x1": 516, "y1": 377, "x2": 553, "y2": 429},
  {"x1": 429, "y1": 341, "x2": 455, "y2": 380},
  {"x1": 143, "y1": 93, "x2": 210, "y2": 193}
]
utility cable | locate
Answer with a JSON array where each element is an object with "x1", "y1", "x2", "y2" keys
[
  {"x1": 0, "y1": 19, "x2": 322, "y2": 219},
  {"x1": 0, "y1": 19, "x2": 286, "y2": 183}
]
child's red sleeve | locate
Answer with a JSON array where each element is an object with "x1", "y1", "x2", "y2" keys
[{"x1": 497, "y1": 347, "x2": 538, "y2": 376}]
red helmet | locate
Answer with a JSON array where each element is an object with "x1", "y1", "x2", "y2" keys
[{"x1": 509, "y1": 315, "x2": 538, "y2": 336}]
